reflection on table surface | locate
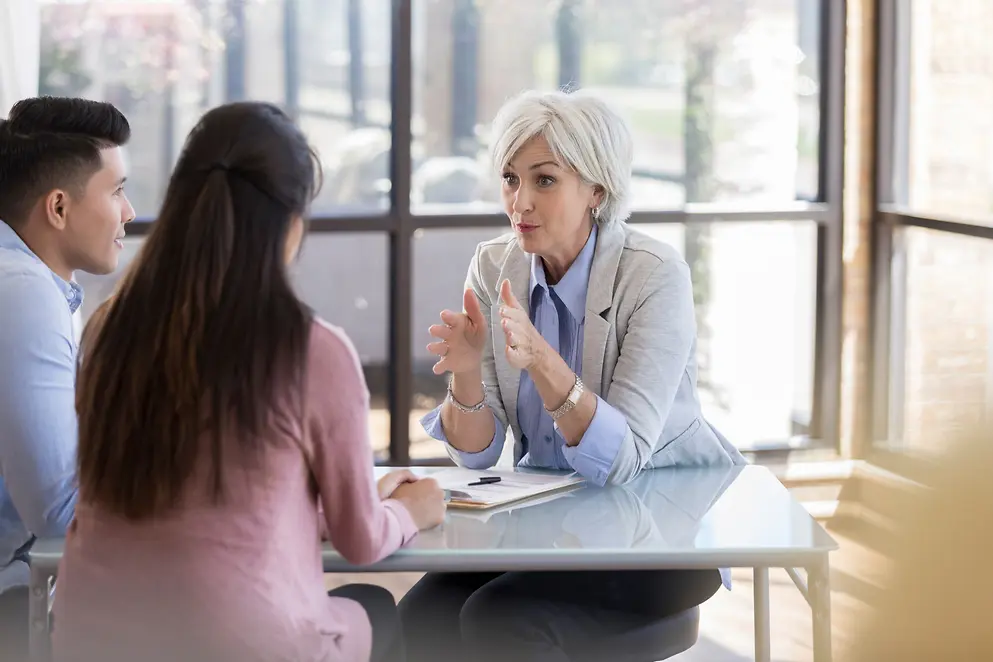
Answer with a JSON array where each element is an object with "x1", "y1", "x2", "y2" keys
[{"x1": 364, "y1": 465, "x2": 837, "y2": 558}]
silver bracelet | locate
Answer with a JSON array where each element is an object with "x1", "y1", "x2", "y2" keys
[
  {"x1": 545, "y1": 376, "x2": 585, "y2": 421},
  {"x1": 446, "y1": 379, "x2": 486, "y2": 414}
]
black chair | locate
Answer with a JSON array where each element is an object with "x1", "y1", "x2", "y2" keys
[{"x1": 577, "y1": 606, "x2": 700, "y2": 662}]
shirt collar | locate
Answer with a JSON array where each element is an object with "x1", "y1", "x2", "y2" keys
[
  {"x1": 0, "y1": 220, "x2": 84, "y2": 314},
  {"x1": 529, "y1": 224, "x2": 598, "y2": 321}
]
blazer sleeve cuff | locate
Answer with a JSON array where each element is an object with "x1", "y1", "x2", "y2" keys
[{"x1": 559, "y1": 396, "x2": 628, "y2": 486}]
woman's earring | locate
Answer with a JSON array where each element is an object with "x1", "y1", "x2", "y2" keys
[{"x1": 591, "y1": 206, "x2": 600, "y2": 220}]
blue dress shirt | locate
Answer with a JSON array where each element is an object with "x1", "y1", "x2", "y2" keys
[
  {"x1": 422, "y1": 225, "x2": 628, "y2": 484},
  {"x1": 0, "y1": 221, "x2": 80, "y2": 591}
]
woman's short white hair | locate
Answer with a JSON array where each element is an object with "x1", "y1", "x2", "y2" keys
[{"x1": 488, "y1": 89, "x2": 634, "y2": 226}]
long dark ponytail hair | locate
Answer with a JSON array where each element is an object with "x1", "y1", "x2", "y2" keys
[{"x1": 77, "y1": 102, "x2": 321, "y2": 519}]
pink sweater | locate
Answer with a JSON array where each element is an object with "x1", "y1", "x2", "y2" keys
[{"x1": 52, "y1": 320, "x2": 418, "y2": 662}]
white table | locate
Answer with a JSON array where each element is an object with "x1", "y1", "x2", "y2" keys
[{"x1": 28, "y1": 465, "x2": 836, "y2": 661}]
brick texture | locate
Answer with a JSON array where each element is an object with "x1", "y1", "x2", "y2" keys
[
  {"x1": 899, "y1": 0, "x2": 993, "y2": 453},
  {"x1": 901, "y1": 232, "x2": 992, "y2": 451}
]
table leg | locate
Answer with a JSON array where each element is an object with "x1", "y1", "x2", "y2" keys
[
  {"x1": 753, "y1": 566, "x2": 771, "y2": 662},
  {"x1": 809, "y1": 556, "x2": 832, "y2": 662},
  {"x1": 29, "y1": 563, "x2": 53, "y2": 661}
]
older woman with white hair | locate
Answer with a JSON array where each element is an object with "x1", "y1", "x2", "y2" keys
[{"x1": 399, "y1": 89, "x2": 746, "y2": 662}]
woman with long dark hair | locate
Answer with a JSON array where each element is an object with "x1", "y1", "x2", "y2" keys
[{"x1": 52, "y1": 102, "x2": 445, "y2": 662}]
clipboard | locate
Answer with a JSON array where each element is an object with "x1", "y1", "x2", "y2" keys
[{"x1": 432, "y1": 468, "x2": 586, "y2": 510}]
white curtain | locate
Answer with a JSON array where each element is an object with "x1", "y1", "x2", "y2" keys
[{"x1": 0, "y1": 0, "x2": 39, "y2": 116}]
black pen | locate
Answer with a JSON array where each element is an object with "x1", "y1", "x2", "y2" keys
[{"x1": 467, "y1": 476, "x2": 501, "y2": 486}]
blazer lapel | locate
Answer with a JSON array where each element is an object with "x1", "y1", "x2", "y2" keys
[
  {"x1": 583, "y1": 316, "x2": 610, "y2": 398},
  {"x1": 582, "y1": 223, "x2": 625, "y2": 398},
  {"x1": 492, "y1": 245, "x2": 531, "y2": 435}
]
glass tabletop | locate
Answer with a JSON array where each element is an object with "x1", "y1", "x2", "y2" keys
[{"x1": 323, "y1": 465, "x2": 838, "y2": 572}]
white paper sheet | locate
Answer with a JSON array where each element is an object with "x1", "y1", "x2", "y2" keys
[{"x1": 430, "y1": 468, "x2": 585, "y2": 509}]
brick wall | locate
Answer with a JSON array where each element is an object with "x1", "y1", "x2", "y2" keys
[
  {"x1": 901, "y1": 231, "x2": 992, "y2": 452},
  {"x1": 900, "y1": 0, "x2": 993, "y2": 452}
]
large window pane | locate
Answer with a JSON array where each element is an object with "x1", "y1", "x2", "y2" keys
[
  {"x1": 76, "y1": 233, "x2": 391, "y2": 457},
  {"x1": 292, "y1": 233, "x2": 390, "y2": 457},
  {"x1": 886, "y1": 228, "x2": 993, "y2": 455},
  {"x1": 412, "y1": 0, "x2": 822, "y2": 213},
  {"x1": 38, "y1": 0, "x2": 391, "y2": 218},
  {"x1": 899, "y1": 1, "x2": 993, "y2": 224},
  {"x1": 646, "y1": 222, "x2": 817, "y2": 446},
  {"x1": 410, "y1": 227, "x2": 497, "y2": 459},
  {"x1": 411, "y1": 221, "x2": 817, "y2": 456}
]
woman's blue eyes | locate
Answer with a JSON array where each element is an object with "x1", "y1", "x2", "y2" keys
[{"x1": 502, "y1": 174, "x2": 555, "y2": 187}]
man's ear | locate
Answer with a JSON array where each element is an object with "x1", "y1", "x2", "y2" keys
[{"x1": 43, "y1": 189, "x2": 70, "y2": 230}]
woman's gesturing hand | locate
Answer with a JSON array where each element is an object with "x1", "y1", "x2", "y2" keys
[
  {"x1": 498, "y1": 279, "x2": 547, "y2": 371},
  {"x1": 427, "y1": 288, "x2": 488, "y2": 376}
]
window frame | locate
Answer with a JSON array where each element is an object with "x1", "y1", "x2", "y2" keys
[
  {"x1": 117, "y1": 0, "x2": 848, "y2": 464},
  {"x1": 868, "y1": 0, "x2": 993, "y2": 475}
]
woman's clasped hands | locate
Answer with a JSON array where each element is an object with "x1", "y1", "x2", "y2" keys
[{"x1": 377, "y1": 470, "x2": 446, "y2": 530}]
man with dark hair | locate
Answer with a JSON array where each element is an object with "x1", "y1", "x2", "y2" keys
[{"x1": 0, "y1": 96, "x2": 134, "y2": 658}]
